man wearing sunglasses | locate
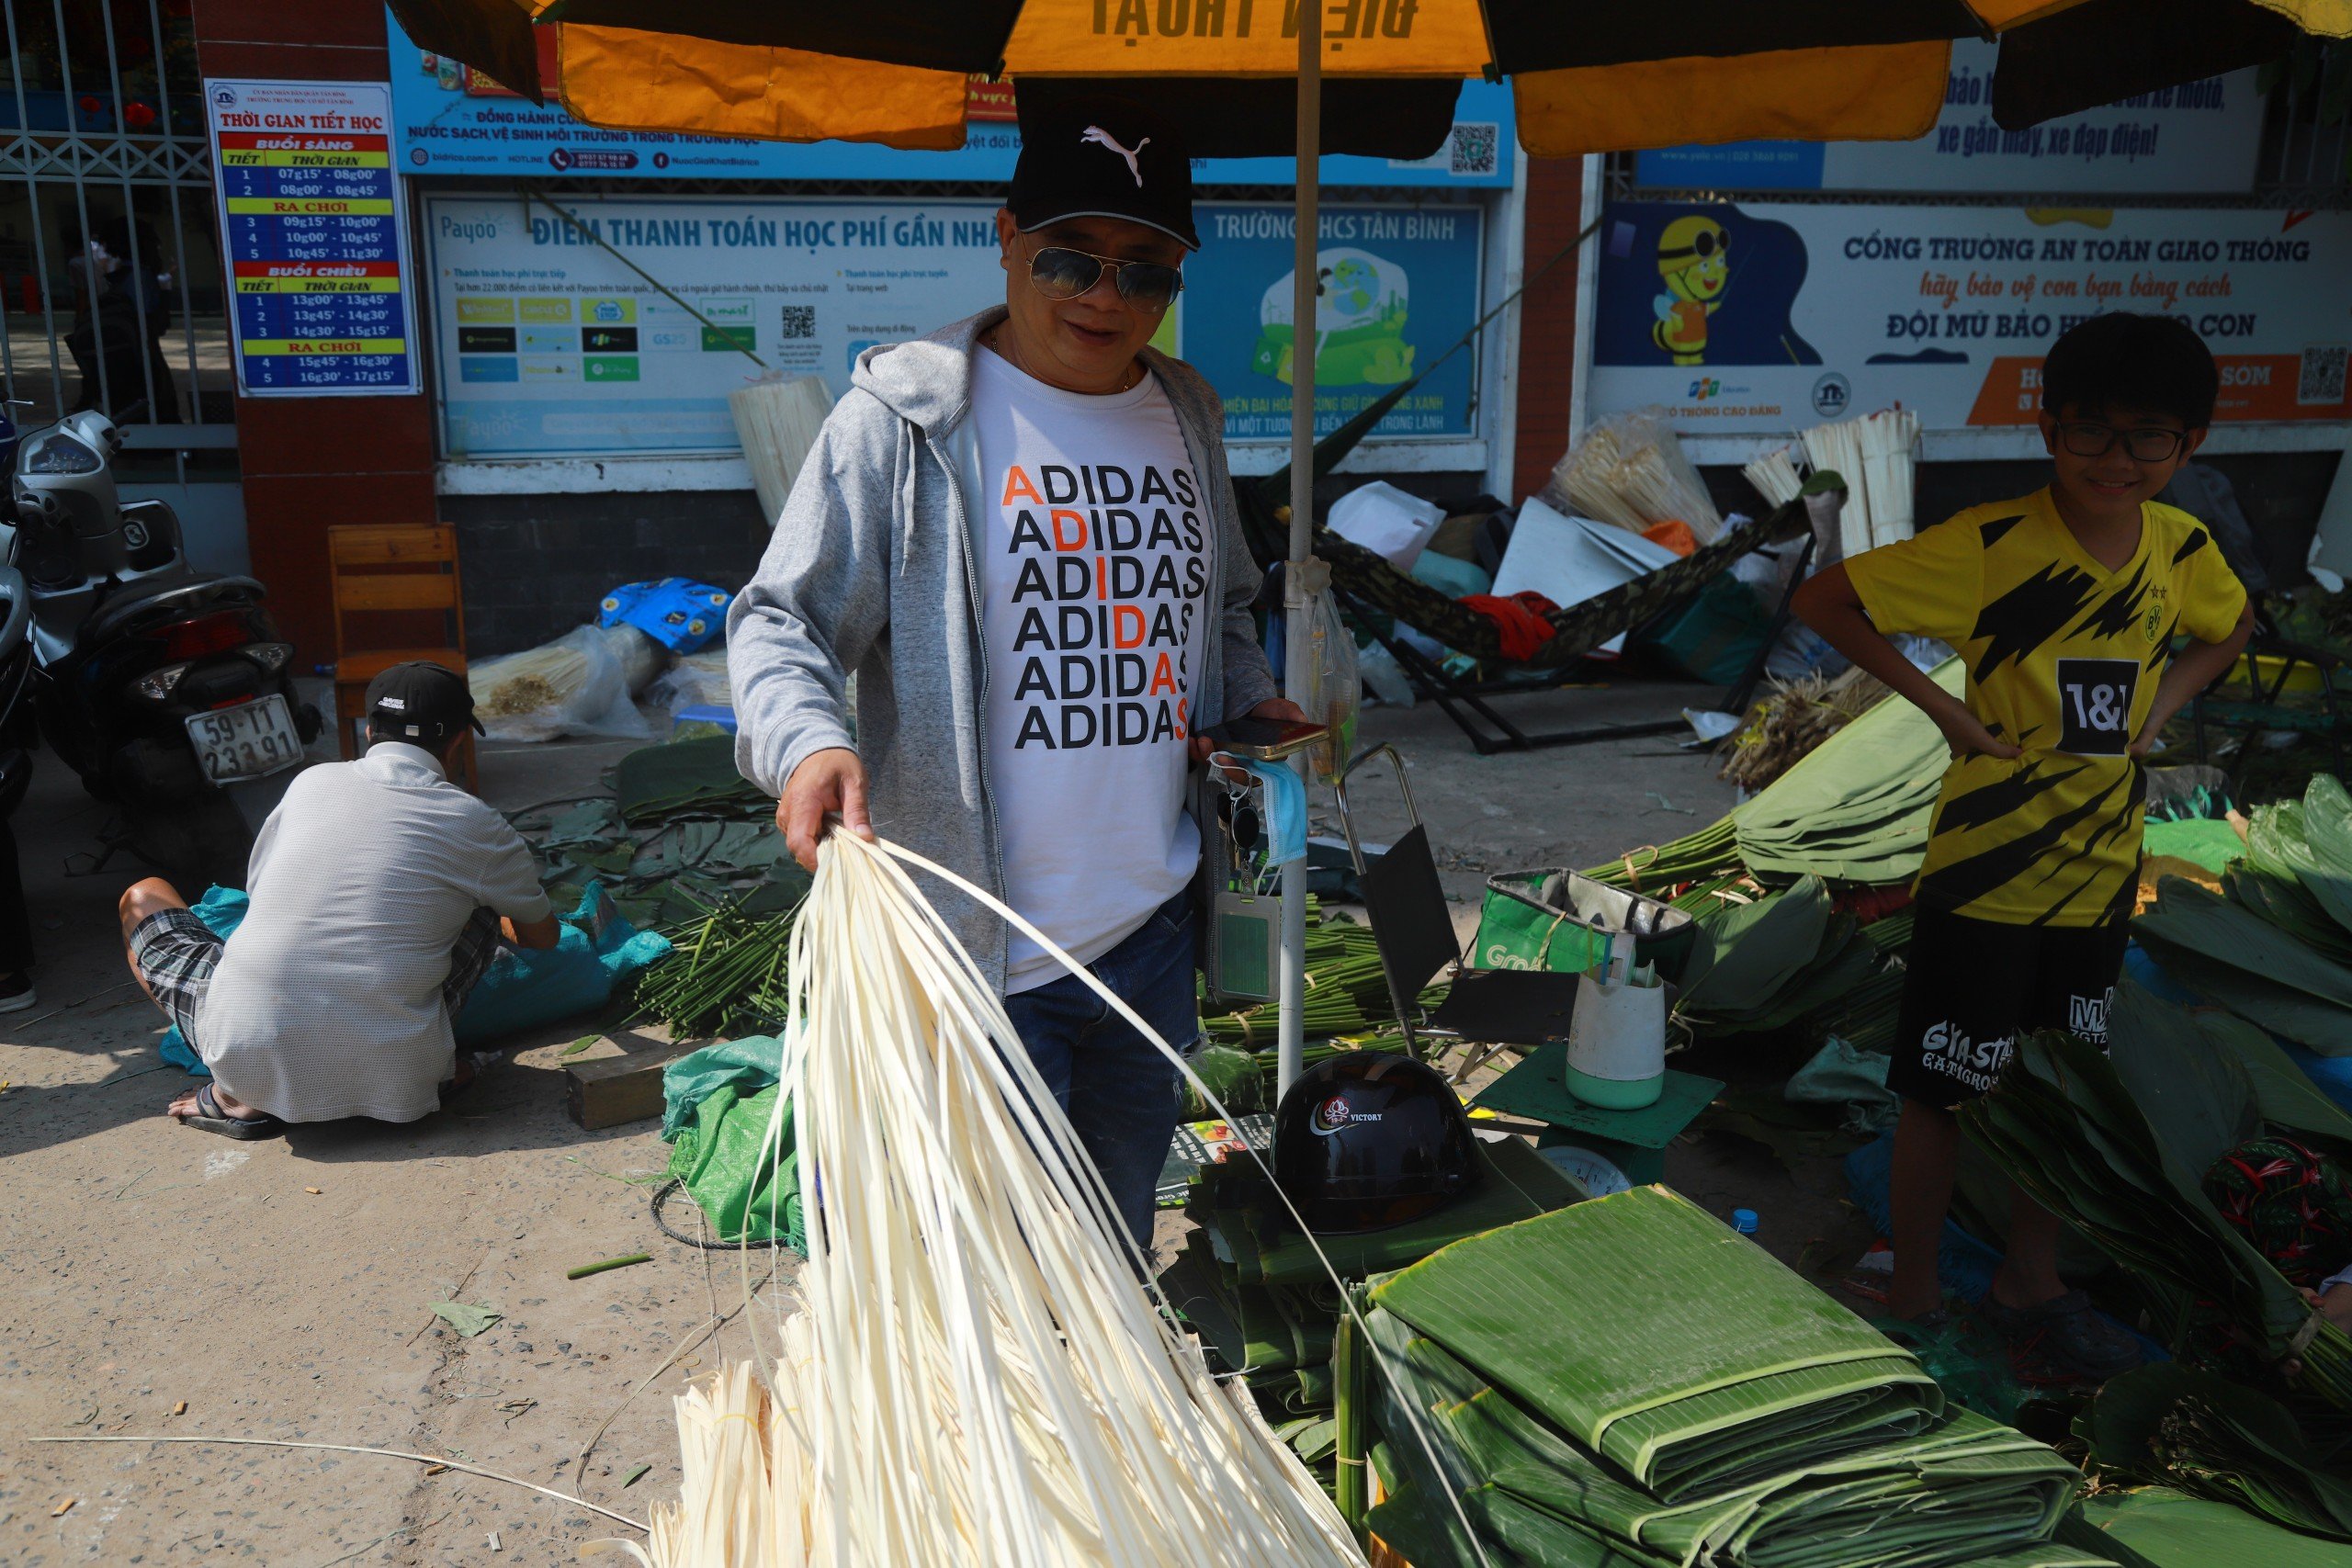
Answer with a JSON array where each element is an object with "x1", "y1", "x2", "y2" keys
[{"x1": 729, "y1": 94, "x2": 1303, "y2": 1249}]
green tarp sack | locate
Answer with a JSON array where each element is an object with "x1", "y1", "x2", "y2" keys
[
  {"x1": 1630, "y1": 568, "x2": 1777, "y2": 687},
  {"x1": 1473, "y1": 869, "x2": 1707, "y2": 982},
  {"x1": 661, "y1": 1035, "x2": 803, "y2": 1253}
]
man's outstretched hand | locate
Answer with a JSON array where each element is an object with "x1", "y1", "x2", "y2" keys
[{"x1": 780, "y1": 747, "x2": 872, "y2": 872}]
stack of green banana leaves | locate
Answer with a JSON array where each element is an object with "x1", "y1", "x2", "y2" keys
[
  {"x1": 1957, "y1": 982, "x2": 2352, "y2": 1411},
  {"x1": 1728, "y1": 658, "x2": 1963, "y2": 884},
  {"x1": 1580, "y1": 659, "x2": 1962, "y2": 899},
  {"x1": 2077, "y1": 1363, "x2": 2352, "y2": 1544},
  {"x1": 612, "y1": 728, "x2": 772, "y2": 824},
  {"x1": 514, "y1": 729, "x2": 807, "y2": 937},
  {"x1": 1799, "y1": 906, "x2": 1915, "y2": 1055},
  {"x1": 1158, "y1": 1134, "x2": 1583, "y2": 1484},
  {"x1": 1670, "y1": 874, "x2": 1891, "y2": 1036},
  {"x1": 1359, "y1": 1186, "x2": 2095, "y2": 1568},
  {"x1": 2068, "y1": 1488, "x2": 2352, "y2": 1568},
  {"x1": 1197, "y1": 901, "x2": 1444, "y2": 1051},
  {"x1": 2132, "y1": 774, "x2": 2352, "y2": 1054}
]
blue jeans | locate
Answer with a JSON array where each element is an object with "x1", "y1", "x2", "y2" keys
[{"x1": 1002, "y1": 891, "x2": 1197, "y2": 1249}]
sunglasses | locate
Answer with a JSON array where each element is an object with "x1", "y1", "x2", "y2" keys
[
  {"x1": 1658, "y1": 230, "x2": 1727, "y2": 263},
  {"x1": 1023, "y1": 243, "x2": 1184, "y2": 313},
  {"x1": 2055, "y1": 421, "x2": 2188, "y2": 463}
]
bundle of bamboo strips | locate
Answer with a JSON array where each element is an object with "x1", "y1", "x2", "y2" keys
[
  {"x1": 610, "y1": 830, "x2": 1366, "y2": 1567},
  {"x1": 729, "y1": 375, "x2": 835, "y2": 527},
  {"x1": 1742, "y1": 444, "x2": 1806, "y2": 511},
  {"x1": 1800, "y1": 409, "x2": 1918, "y2": 558},
  {"x1": 1544, "y1": 408, "x2": 1723, "y2": 542}
]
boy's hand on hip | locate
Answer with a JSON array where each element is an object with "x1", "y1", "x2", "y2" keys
[
  {"x1": 1932, "y1": 703, "x2": 2022, "y2": 761},
  {"x1": 2126, "y1": 726, "x2": 2162, "y2": 760},
  {"x1": 779, "y1": 747, "x2": 871, "y2": 872}
]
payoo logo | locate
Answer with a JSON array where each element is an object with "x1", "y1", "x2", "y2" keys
[{"x1": 1922, "y1": 1019, "x2": 2014, "y2": 1089}]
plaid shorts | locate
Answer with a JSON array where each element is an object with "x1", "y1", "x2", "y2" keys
[
  {"x1": 129, "y1": 907, "x2": 223, "y2": 1047},
  {"x1": 131, "y1": 904, "x2": 506, "y2": 1055}
]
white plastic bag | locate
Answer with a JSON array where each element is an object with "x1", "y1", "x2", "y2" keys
[
  {"x1": 1327, "y1": 480, "x2": 1444, "y2": 570},
  {"x1": 647, "y1": 649, "x2": 734, "y2": 721},
  {"x1": 468, "y1": 625, "x2": 652, "y2": 742},
  {"x1": 1292, "y1": 569, "x2": 1361, "y2": 784}
]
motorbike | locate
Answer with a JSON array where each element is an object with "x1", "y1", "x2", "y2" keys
[{"x1": 3, "y1": 404, "x2": 321, "y2": 890}]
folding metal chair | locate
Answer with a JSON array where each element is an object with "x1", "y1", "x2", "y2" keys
[{"x1": 1333, "y1": 744, "x2": 1582, "y2": 1081}]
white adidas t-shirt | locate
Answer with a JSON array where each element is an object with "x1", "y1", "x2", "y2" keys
[{"x1": 973, "y1": 349, "x2": 1208, "y2": 993}]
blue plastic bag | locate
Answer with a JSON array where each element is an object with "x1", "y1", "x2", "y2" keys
[
  {"x1": 159, "y1": 882, "x2": 671, "y2": 1075},
  {"x1": 598, "y1": 578, "x2": 732, "y2": 653}
]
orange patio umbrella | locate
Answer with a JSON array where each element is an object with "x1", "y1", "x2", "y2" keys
[{"x1": 392, "y1": 0, "x2": 2349, "y2": 1086}]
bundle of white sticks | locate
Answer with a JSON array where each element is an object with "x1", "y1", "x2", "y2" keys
[{"x1": 600, "y1": 830, "x2": 1369, "y2": 1568}]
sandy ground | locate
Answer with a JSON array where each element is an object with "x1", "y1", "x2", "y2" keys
[{"x1": 0, "y1": 675, "x2": 1868, "y2": 1564}]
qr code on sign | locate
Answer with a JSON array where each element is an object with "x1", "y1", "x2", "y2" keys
[
  {"x1": 2300, "y1": 344, "x2": 2348, "y2": 407},
  {"x1": 780, "y1": 305, "x2": 817, "y2": 340},
  {"x1": 1449, "y1": 123, "x2": 1498, "y2": 177}
]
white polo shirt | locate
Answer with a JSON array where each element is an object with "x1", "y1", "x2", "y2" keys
[{"x1": 195, "y1": 743, "x2": 551, "y2": 1122}]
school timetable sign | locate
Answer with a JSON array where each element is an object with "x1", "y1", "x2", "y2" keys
[{"x1": 204, "y1": 78, "x2": 421, "y2": 396}]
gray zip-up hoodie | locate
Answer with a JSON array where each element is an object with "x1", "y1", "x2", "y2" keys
[{"x1": 728, "y1": 305, "x2": 1280, "y2": 990}]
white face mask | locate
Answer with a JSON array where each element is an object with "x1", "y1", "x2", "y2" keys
[{"x1": 87, "y1": 240, "x2": 115, "y2": 270}]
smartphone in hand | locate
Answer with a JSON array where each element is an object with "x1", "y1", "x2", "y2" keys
[{"x1": 1204, "y1": 716, "x2": 1328, "y2": 761}]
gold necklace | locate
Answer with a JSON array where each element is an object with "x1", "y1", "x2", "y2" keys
[{"x1": 991, "y1": 326, "x2": 1141, "y2": 393}]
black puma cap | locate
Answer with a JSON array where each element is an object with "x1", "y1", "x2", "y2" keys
[{"x1": 1008, "y1": 91, "x2": 1198, "y2": 251}]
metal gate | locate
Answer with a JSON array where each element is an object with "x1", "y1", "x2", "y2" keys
[{"x1": 2, "y1": 0, "x2": 244, "y2": 567}]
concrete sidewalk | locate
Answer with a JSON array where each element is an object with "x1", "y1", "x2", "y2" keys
[{"x1": 0, "y1": 678, "x2": 1859, "y2": 1565}]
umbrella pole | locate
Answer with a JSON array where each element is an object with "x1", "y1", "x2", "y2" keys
[{"x1": 1278, "y1": 8, "x2": 1321, "y2": 1095}]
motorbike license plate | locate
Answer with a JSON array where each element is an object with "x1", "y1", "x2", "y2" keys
[{"x1": 185, "y1": 694, "x2": 303, "y2": 784}]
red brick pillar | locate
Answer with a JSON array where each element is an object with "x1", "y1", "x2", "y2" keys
[
  {"x1": 1510, "y1": 155, "x2": 1584, "y2": 504},
  {"x1": 193, "y1": 1, "x2": 436, "y2": 662}
]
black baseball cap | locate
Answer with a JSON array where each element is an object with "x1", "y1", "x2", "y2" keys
[
  {"x1": 1007, "y1": 91, "x2": 1198, "y2": 252},
  {"x1": 366, "y1": 660, "x2": 482, "y2": 747}
]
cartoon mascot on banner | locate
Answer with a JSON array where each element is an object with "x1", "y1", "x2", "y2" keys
[{"x1": 1651, "y1": 214, "x2": 1730, "y2": 367}]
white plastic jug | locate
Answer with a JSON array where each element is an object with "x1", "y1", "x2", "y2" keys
[{"x1": 1564, "y1": 934, "x2": 1667, "y2": 1111}]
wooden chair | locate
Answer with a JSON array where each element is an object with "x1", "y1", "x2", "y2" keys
[{"x1": 327, "y1": 523, "x2": 477, "y2": 792}]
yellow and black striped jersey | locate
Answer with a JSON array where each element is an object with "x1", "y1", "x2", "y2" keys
[{"x1": 1848, "y1": 488, "x2": 2246, "y2": 928}]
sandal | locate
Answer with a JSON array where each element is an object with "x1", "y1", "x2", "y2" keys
[
  {"x1": 1975, "y1": 1288, "x2": 2143, "y2": 1382},
  {"x1": 175, "y1": 1081, "x2": 285, "y2": 1141}
]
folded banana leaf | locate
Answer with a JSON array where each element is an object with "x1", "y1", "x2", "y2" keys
[
  {"x1": 1364, "y1": 1304, "x2": 2077, "y2": 1568},
  {"x1": 2291, "y1": 776, "x2": 2352, "y2": 937},
  {"x1": 2222, "y1": 863, "x2": 2352, "y2": 968},
  {"x1": 2132, "y1": 876, "x2": 2352, "y2": 1054},
  {"x1": 2104, "y1": 984, "x2": 2259, "y2": 1180},
  {"x1": 2074, "y1": 1487, "x2": 2352, "y2": 1568},
  {"x1": 1731, "y1": 660, "x2": 1962, "y2": 884},
  {"x1": 1958, "y1": 1028, "x2": 2352, "y2": 1409},
  {"x1": 2078, "y1": 1363, "x2": 2352, "y2": 1542},
  {"x1": 1370, "y1": 1188, "x2": 1945, "y2": 1502}
]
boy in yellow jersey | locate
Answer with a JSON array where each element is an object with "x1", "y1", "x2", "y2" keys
[{"x1": 1795, "y1": 312, "x2": 2253, "y2": 1380}]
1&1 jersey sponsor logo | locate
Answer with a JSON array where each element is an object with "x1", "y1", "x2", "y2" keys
[{"x1": 2055, "y1": 657, "x2": 2140, "y2": 757}]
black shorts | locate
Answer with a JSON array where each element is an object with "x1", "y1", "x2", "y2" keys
[{"x1": 1887, "y1": 904, "x2": 2129, "y2": 1109}]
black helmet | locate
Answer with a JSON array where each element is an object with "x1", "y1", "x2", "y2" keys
[{"x1": 1272, "y1": 1051, "x2": 1480, "y2": 1234}]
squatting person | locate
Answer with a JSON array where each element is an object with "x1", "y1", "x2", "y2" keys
[{"x1": 123, "y1": 662, "x2": 560, "y2": 1138}]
